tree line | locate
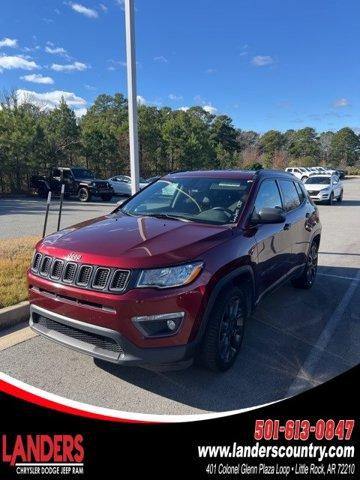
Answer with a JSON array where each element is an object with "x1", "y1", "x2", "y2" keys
[{"x1": 0, "y1": 91, "x2": 359, "y2": 193}]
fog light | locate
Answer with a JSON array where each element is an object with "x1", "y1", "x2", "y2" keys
[
  {"x1": 132, "y1": 312, "x2": 185, "y2": 338},
  {"x1": 167, "y1": 319, "x2": 177, "y2": 331}
]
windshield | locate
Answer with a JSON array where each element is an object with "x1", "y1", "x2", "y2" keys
[
  {"x1": 305, "y1": 177, "x2": 331, "y2": 185},
  {"x1": 120, "y1": 177, "x2": 252, "y2": 225},
  {"x1": 72, "y1": 168, "x2": 95, "y2": 179}
]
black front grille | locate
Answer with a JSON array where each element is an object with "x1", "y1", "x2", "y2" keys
[
  {"x1": 77, "y1": 265, "x2": 92, "y2": 286},
  {"x1": 308, "y1": 190, "x2": 320, "y2": 195},
  {"x1": 110, "y1": 269, "x2": 130, "y2": 291},
  {"x1": 63, "y1": 262, "x2": 77, "y2": 283},
  {"x1": 40, "y1": 256, "x2": 52, "y2": 276},
  {"x1": 32, "y1": 253, "x2": 42, "y2": 272},
  {"x1": 31, "y1": 254, "x2": 130, "y2": 294},
  {"x1": 92, "y1": 268, "x2": 110, "y2": 289},
  {"x1": 34, "y1": 315, "x2": 123, "y2": 354},
  {"x1": 51, "y1": 260, "x2": 64, "y2": 280}
]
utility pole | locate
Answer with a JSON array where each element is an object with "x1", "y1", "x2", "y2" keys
[{"x1": 124, "y1": 0, "x2": 140, "y2": 195}]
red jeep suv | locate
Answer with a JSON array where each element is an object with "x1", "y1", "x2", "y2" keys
[{"x1": 28, "y1": 170, "x2": 321, "y2": 371}]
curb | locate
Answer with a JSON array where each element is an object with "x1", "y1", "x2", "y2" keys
[{"x1": 0, "y1": 301, "x2": 30, "y2": 331}]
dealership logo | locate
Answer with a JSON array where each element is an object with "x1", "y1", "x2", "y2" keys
[
  {"x1": 1, "y1": 434, "x2": 84, "y2": 475},
  {"x1": 66, "y1": 252, "x2": 82, "y2": 262}
]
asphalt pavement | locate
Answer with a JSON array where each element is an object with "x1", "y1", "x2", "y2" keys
[{"x1": 0, "y1": 179, "x2": 359, "y2": 415}]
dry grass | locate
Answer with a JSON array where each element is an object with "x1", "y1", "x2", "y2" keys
[{"x1": 0, "y1": 236, "x2": 39, "y2": 309}]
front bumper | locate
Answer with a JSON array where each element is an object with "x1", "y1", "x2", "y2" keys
[
  {"x1": 30, "y1": 305, "x2": 196, "y2": 366},
  {"x1": 308, "y1": 191, "x2": 331, "y2": 202}
]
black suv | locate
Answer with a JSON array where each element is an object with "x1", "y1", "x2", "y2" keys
[{"x1": 31, "y1": 167, "x2": 114, "y2": 202}]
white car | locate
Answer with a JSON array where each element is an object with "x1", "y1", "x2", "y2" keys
[
  {"x1": 285, "y1": 167, "x2": 310, "y2": 181},
  {"x1": 107, "y1": 175, "x2": 148, "y2": 196},
  {"x1": 304, "y1": 174, "x2": 343, "y2": 205}
]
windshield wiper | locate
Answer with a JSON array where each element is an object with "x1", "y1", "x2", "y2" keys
[{"x1": 141, "y1": 213, "x2": 192, "y2": 222}]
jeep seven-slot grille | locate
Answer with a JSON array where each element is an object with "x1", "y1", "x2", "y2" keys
[
  {"x1": 31, "y1": 253, "x2": 130, "y2": 294},
  {"x1": 63, "y1": 262, "x2": 77, "y2": 283},
  {"x1": 40, "y1": 256, "x2": 52, "y2": 276},
  {"x1": 93, "y1": 268, "x2": 110, "y2": 289},
  {"x1": 34, "y1": 315, "x2": 123, "y2": 354},
  {"x1": 77, "y1": 265, "x2": 92, "y2": 286},
  {"x1": 51, "y1": 260, "x2": 64, "y2": 280},
  {"x1": 111, "y1": 270, "x2": 129, "y2": 291}
]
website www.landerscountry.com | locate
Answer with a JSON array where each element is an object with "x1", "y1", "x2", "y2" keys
[{"x1": 198, "y1": 442, "x2": 355, "y2": 462}]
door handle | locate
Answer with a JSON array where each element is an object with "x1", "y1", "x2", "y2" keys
[{"x1": 283, "y1": 223, "x2": 291, "y2": 230}]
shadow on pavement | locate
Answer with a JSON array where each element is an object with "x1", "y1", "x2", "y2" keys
[{"x1": 94, "y1": 265, "x2": 360, "y2": 412}]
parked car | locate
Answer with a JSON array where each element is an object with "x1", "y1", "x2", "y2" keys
[
  {"x1": 285, "y1": 167, "x2": 310, "y2": 181},
  {"x1": 31, "y1": 167, "x2": 114, "y2": 202},
  {"x1": 304, "y1": 174, "x2": 343, "y2": 204},
  {"x1": 28, "y1": 169, "x2": 321, "y2": 372},
  {"x1": 108, "y1": 175, "x2": 148, "y2": 196}
]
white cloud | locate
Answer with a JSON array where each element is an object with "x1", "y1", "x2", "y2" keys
[
  {"x1": 74, "y1": 107, "x2": 87, "y2": 118},
  {"x1": 45, "y1": 45, "x2": 68, "y2": 56},
  {"x1": 115, "y1": 0, "x2": 125, "y2": 9},
  {"x1": 16, "y1": 89, "x2": 87, "y2": 109},
  {"x1": 51, "y1": 61, "x2": 88, "y2": 72},
  {"x1": 137, "y1": 95, "x2": 147, "y2": 106},
  {"x1": 0, "y1": 55, "x2": 39, "y2": 72},
  {"x1": 168, "y1": 93, "x2": 183, "y2": 101},
  {"x1": 69, "y1": 3, "x2": 98, "y2": 18},
  {"x1": 0, "y1": 37, "x2": 18, "y2": 48},
  {"x1": 99, "y1": 3, "x2": 108, "y2": 12},
  {"x1": 21, "y1": 74, "x2": 54, "y2": 85},
  {"x1": 203, "y1": 105, "x2": 218, "y2": 115},
  {"x1": 252, "y1": 55, "x2": 274, "y2": 66},
  {"x1": 107, "y1": 59, "x2": 127, "y2": 70},
  {"x1": 205, "y1": 68, "x2": 217, "y2": 74},
  {"x1": 154, "y1": 56, "x2": 168, "y2": 63},
  {"x1": 333, "y1": 98, "x2": 350, "y2": 108},
  {"x1": 179, "y1": 106, "x2": 189, "y2": 112}
]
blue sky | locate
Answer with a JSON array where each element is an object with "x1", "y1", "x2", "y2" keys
[{"x1": 0, "y1": 0, "x2": 359, "y2": 132}]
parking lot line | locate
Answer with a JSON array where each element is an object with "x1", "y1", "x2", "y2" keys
[
  {"x1": 317, "y1": 272, "x2": 356, "y2": 281},
  {"x1": 286, "y1": 269, "x2": 360, "y2": 397}
]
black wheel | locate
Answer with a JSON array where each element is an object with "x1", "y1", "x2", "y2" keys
[
  {"x1": 101, "y1": 194, "x2": 113, "y2": 201},
  {"x1": 198, "y1": 286, "x2": 247, "y2": 372},
  {"x1": 291, "y1": 241, "x2": 318, "y2": 289},
  {"x1": 337, "y1": 190, "x2": 343, "y2": 202},
  {"x1": 38, "y1": 188, "x2": 49, "y2": 199},
  {"x1": 78, "y1": 187, "x2": 91, "y2": 202},
  {"x1": 327, "y1": 192, "x2": 334, "y2": 205}
]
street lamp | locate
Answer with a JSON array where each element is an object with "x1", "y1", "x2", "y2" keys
[{"x1": 124, "y1": 0, "x2": 140, "y2": 195}]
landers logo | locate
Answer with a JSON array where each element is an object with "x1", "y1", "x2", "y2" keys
[{"x1": 1, "y1": 434, "x2": 84, "y2": 475}]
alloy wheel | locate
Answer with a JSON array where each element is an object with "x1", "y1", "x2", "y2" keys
[{"x1": 218, "y1": 295, "x2": 244, "y2": 364}]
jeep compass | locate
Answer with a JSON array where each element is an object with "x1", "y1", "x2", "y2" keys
[{"x1": 28, "y1": 170, "x2": 321, "y2": 371}]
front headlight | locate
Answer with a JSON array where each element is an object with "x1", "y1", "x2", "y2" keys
[
  {"x1": 136, "y1": 262, "x2": 203, "y2": 288},
  {"x1": 321, "y1": 187, "x2": 330, "y2": 191}
]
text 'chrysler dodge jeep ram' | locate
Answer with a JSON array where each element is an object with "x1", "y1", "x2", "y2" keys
[{"x1": 28, "y1": 169, "x2": 321, "y2": 371}]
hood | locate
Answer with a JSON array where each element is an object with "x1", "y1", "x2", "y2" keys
[
  {"x1": 39, "y1": 213, "x2": 232, "y2": 268},
  {"x1": 76, "y1": 178, "x2": 107, "y2": 184},
  {"x1": 304, "y1": 183, "x2": 330, "y2": 190}
]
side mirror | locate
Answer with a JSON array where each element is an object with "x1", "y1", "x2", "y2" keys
[{"x1": 254, "y1": 207, "x2": 286, "y2": 224}]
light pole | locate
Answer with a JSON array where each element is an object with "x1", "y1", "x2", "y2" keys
[{"x1": 124, "y1": 0, "x2": 140, "y2": 194}]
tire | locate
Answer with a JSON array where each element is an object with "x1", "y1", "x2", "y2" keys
[
  {"x1": 197, "y1": 286, "x2": 248, "y2": 372},
  {"x1": 326, "y1": 192, "x2": 334, "y2": 205},
  {"x1": 101, "y1": 194, "x2": 113, "y2": 201},
  {"x1": 337, "y1": 190, "x2": 343, "y2": 202},
  {"x1": 291, "y1": 241, "x2": 318, "y2": 289},
  {"x1": 78, "y1": 187, "x2": 91, "y2": 202}
]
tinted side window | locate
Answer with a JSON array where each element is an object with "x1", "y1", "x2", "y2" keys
[
  {"x1": 254, "y1": 180, "x2": 282, "y2": 214},
  {"x1": 279, "y1": 180, "x2": 301, "y2": 211},
  {"x1": 294, "y1": 182, "x2": 305, "y2": 203}
]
